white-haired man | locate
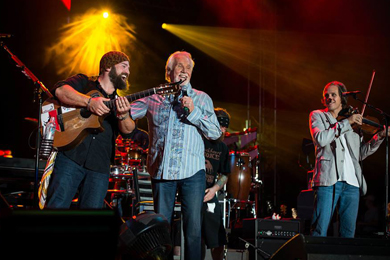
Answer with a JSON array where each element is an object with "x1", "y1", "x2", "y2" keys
[{"x1": 130, "y1": 51, "x2": 222, "y2": 259}]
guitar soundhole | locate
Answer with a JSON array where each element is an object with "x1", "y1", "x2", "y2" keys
[{"x1": 80, "y1": 108, "x2": 92, "y2": 118}]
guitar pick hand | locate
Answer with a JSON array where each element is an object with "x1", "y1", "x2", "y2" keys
[{"x1": 115, "y1": 96, "x2": 131, "y2": 119}]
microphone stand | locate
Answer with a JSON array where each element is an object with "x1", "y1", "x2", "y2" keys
[
  {"x1": 238, "y1": 237, "x2": 271, "y2": 260},
  {"x1": 1, "y1": 41, "x2": 53, "y2": 209},
  {"x1": 350, "y1": 95, "x2": 390, "y2": 237}
]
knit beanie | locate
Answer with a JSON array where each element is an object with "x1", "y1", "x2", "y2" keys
[{"x1": 99, "y1": 51, "x2": 130, "y2": 74}]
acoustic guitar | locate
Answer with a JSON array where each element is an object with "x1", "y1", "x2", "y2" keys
[{"x1": 41, "y1": 83, "x2": 180, "y2": 151}]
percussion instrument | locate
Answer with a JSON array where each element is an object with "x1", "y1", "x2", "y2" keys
[
  {"x1": 115, "y1": 140, "x2": 145, "y2": 167},
  {"x1": 108, "y1": 165, "x2": 133, "y2": 194},
  {"x1": 226, "y1": 152, "x2": 252, "y2": 208}
]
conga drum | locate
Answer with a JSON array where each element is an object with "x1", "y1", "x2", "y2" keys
[{"x1": 226, "y1": 152, "x2": 252, "y2": 208}]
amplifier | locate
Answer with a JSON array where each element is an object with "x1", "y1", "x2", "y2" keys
[
  {"x1": 242, "y1": 218, "x2": 301, "y2": 260},
  {"x1": 243, "y1": 218, "x2": 300, "y2": 239}
]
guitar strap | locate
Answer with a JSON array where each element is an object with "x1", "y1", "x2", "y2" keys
[
  {"x1": 38, "y1": 150, "x2": 58, "y2": 209},
  {"x1": 87, "y1": 76, "x2": 117, "y2": 100},
  {"x1": 56, "y1": 108, "x2": 65, "y2": 132}
]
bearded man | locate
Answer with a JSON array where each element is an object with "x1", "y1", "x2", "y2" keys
[{"x1": 46, "y1": 51, "x2": 135, "y2": 209}]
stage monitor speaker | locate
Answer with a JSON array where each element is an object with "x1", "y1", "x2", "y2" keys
[
  {"x1": 270, "y1": 234, "x2": 390, "y2": 260},
  {"x1": 297, "y1": 189, "x2": 314, "y2": 220},
  {"x1": 0, "y1": 209, "x2": 121, "y2": 259}
]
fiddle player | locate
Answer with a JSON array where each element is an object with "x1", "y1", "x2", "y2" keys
[{"x1": 309, "y1": 81, "x2": 389, "y2": 237}]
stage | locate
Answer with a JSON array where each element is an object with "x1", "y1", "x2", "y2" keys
[{"x1": 1, "y1": 157, "x2": 390, "y2": 260}]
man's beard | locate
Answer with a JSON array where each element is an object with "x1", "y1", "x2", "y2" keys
[{"x1": 109, "y1": 66, "x2": 128, "y2": 90}]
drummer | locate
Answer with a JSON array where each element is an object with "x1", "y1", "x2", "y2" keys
[{"x1": 202, "y1": 107, "x2": 231, "y2": 260}]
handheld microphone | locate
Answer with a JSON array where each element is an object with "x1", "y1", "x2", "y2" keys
[
  {"x1": 182, "y1": 89, "x2": 190, "y2": 116},
  {"x1": 342, "y1": 91, "x2": 361, "y2": 97}
]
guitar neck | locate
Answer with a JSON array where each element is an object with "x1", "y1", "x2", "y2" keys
[{"x1": 104, "y1": 88, "x2": 156, "y2": 109}]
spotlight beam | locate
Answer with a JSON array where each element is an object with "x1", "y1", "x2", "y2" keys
[
  {"x1": 45, "y1": 8, "x2": 136, "y2": 77},
  {"x1": 162, "y1": 24, "x2": 276, "y2": 81}
]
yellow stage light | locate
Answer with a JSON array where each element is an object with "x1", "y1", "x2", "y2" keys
[
  {"x1": 162, "y1": 23, "x2": 167, "y2": 29},
  {"x1": 103, "y1": 12, "x2": 109, "y2": 18},
  {"x1": 45, "y1": 8, "x2": 136, "y2": 77},
  {"x1": 162, "y1": 24, "x2": 268, "y2": 80}
]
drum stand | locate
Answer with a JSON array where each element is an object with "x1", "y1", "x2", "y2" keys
[
  {"x1": 225, "y1": 199, "x2": 256, "y2": 228},
  {"x1": 221, "y1": 185, "x2": 228, "y2": 228},
  {"x1": 106, "y1": 166, "x2": 135, "y2": 219}
]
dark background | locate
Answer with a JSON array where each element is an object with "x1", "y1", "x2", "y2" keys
[{"x1": 1, "y1": 0, "x2": 389, "y2": 221}]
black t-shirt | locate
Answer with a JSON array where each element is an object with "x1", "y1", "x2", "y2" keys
[
  {"x1": 204, "y1": 139, "x2": 230, "y2": 189},
  {"x1": 52, "y1": 73, "x2": 134, "y2": 174},
  {"x1": 132, "y1": 128, "x2": 149, "y2": 150}
]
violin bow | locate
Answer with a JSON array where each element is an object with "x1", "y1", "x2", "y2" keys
[{"x1": 361, "y1": 70, "x2": 375, "y2": 116}]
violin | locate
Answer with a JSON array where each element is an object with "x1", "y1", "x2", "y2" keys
[{"x1": 338, "y1": 106, "x2": 383, "y2": 135}]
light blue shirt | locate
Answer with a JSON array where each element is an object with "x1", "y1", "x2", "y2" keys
[{"x1": 130, "y1": 83, "x2": 222, "y2": 180}]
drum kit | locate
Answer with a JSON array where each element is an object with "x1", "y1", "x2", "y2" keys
[
  {"x1": 107, "y1": 129, "x2": 261, "y2": 224},
  {"x1": 106, "y1": 137, "x2": 148, "y2": 218}
]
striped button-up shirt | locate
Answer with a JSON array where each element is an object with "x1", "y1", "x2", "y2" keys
[{"x1": 130, "y1": 83, "x2": 222, "y2": 180}]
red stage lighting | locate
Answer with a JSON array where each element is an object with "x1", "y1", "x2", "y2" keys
[{"x1": 61, "y1": 0, "x2": 71, "y2": 11}]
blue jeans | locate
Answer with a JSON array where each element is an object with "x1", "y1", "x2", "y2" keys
[
  {"x1": 311, "y1": 181, "x2": 360, "y2": 238},
  {"x1": 46, "y1": 153, "x2": 110, "y2": 209},
  {"x1": 152, "y1": 170, "x2": 206, "y2": 260}
]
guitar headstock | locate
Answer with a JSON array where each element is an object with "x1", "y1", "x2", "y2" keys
[{"x1": 155, "y1": 84, "x2": 180, "y2": 96}]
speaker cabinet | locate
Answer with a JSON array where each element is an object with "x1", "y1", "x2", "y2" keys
[
  {"x1": 297, "y1": 189, "x2": 314, "y2": 221},
  {"x1": 242, "y1": 218, "x2": 301, "y2": 260},
  {"x1": 271, "y1": 234, "x2": 390, "y2": 260}
]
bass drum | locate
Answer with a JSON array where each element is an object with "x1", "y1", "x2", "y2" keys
[{"x1": 226, "y1": 152, "x2": 252, "y2": 205}]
